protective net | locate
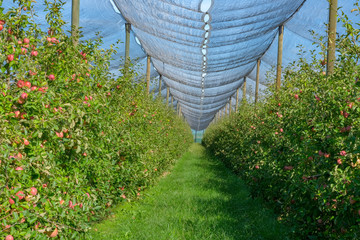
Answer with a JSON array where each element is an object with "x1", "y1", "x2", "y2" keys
[{"x1": 3, "y1": 0, "x2": 359, "y2": 130}]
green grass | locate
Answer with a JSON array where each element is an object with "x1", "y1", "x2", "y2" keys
[{"x1": 90, "y1": 144, "x2": 290, "y2": 240}]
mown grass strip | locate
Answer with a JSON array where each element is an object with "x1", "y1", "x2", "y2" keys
[{"x1": 90, "y1": 144, "x2": 289, "y2": 240}]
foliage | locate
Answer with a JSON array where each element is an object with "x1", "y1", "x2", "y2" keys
[
  {"x1": 203, "y1": 6, "x2": 360, "y2": 239},
  {"x1": 0, "y1": 1, "x2": 192, "y2": 239}
]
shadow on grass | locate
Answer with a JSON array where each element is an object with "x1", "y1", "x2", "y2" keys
[{"x1": 189, "y1": 148, "x2": 291, "y2": 240}]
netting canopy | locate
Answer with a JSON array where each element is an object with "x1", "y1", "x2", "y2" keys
[{"x1": 3, "y1": 0, "x2": 359, "y2": 130}]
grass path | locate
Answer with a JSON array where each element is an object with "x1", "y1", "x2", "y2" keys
[{"x1": 90, "y1": 144, "x2": 289, "y2": 240}]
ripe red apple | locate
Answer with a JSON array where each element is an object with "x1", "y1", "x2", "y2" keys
[
  {"x1": 23, "y1": 138, "x2": 30, "y2": 146},
  {"x1": 14, "y1": 111, "x2": 20, "y2": 118},
  {"x1": 20, "y1": 92, "x2": 28, "y2": 99},
  {"x1": 31, "y1": 50, "x2": 38, "y2": 57},
  {"x1": 21, "y1": 48, "x2": 27, "y2": 55},
  {"x1": 5, "y1": 235, "x2": 14, "y2": 240},
  {"x1": 9, "y1": 198, "x2": 15, "y2": 205},
  {"x1": 51, "y1": 37, "x2": 58, "y2": 44},
  {"x1": 0, "y1": 25, "x2": 3, "y2": 31},
  {"x1": 294, "y1": 94, "x2": 299, "y2": 99},
  {"x1": 30, "y1": 86, "x2": 37, "y2": 91},
  {"x1": 47, "y1": 74, "x2": 55, "y2": 81},
  {"x1": 23, "y1": 38, "x2": 30, "y2": 44},
  {"x1": 24, "y1": 81, "x2": 31, "y2": 88},
  {"x1": 17, "y1": 80, "x2": 25, "y2": 88},
  {"x1": 30, "y1": 187, "x2": 38, "y2": 196},
  {"x1": 16, "y1": 191, "x2": 25, "y2": 200},
  {"x1": 7, "y1": 54, "x2": 14, "y2": 62},
  {"x1": 337, "y1": 159, "x2": 342, "y2": 165}
]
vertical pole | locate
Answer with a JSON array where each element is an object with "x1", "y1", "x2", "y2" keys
[
  {"x1": 146, "y1": 55, "x2": 151, "y2": 94},
  {"x1": 225, "y1": 103, "x2": 228, "y2": 116},
  {"x1": 159, "y1": 75, "x2": 162, "y2": 97},
  {"x1": 276, "y1": 25, "x2": 284, "y2": 93},
  {"x1": 124, "y1": 23, "x2": 131, "y2": 77},
  {"x1": 327, "y1": 0, "x2": 338, "y2": 75},
  {"x1": 179, "y1": 106, "x2": 182, "y2": 117},
  {"x1": 71, "y1": 0, "x2": 80, "y2": 45},
  {"x1": 255, "y1": 59, "x2": 261, "y2": 104},
  {"x1": 235, "y1": 88, "x2": 239, "y2": 112},
  {"x1": 166, "y1": 87, "x2": 170, "y2": 104},
  {"x1": 242, "y1": 77, "x2": 247, "y2": 102},
  {"x1": 229, "y1": 97, "x2": 232, "y2": 115}
]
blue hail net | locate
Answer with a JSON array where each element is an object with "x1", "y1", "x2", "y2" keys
[{"x1": 3, "y1": 0, "x2": 359, "y2": 130}]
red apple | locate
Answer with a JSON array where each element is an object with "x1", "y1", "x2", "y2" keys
[
  {"x1": 21, "y1": 48, "x2": 27, "y2": 55},
  {"x1": 17, "y1": 80, "x2": 24, "y2": 88},
  {"x1": 23, "y1": 38, "x2": 30, "y2": 44},
  {"x1": 9, "y1": 198, "x2": 15, "y2": 205},
  {"x1": 16, "y1": 191, "x2": 25, "y2": 200},
  {"x1": 0, "y1": 25, "x2": 3, "y2": 31},
  {"x1": 16, "y1": 167, "x2": 23, "y2": 171},
  {"x1": 30, "y1": 187, "x2": 37, "y2": 196},
  {"x1": 14, "y1": 111, "x2": 20, "y2": 118},
  {"x1": 47, "y1": 74, "x2": 55, "y2": 81},
  {"x1": 7, "y1": 54, "x2": 14, "y2": 62},
  {"x1": 5, "y1": 235, "x2": 14, "y2": 240},
  {"x1": 23, "y1": 139, "x2": 30, "y2": 146},
  {"x1": 24, "y1": 81, "x2": 31, "y2": 88},
  {"x1": 20, "y1": 92, "x2": 28, "y2": 99},
  {"x1": 31, "y1": 50, "x2": 38, "y2": 57}
]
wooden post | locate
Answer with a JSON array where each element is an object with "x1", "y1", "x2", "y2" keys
[
  {"x1": 166, "y1": 87, "x2": 170, "y2": 104},
  {"x1": 146, "y1": 55, "x2": 151, "y2": 94},
  {"x1": 276, "y1": 25, "x2": 284, "y2": 92},
  {"x1": 242, "y1": 77, "x2": 247, "y2": 102},
  {"x1": 159, "y1": 75, "x2": 162, "y2": 97},
  {"x1": 255, "y1": 59, "x2": 261, "y2": 104},
  {"x1": 71, "y1": 0, "x2": 80, "y2": 45},
  {"x1": 327, "y1": 0, "x2": 338, "y2": 75},
  {"x1": 179, "y1": 106, "x2": 182, "y2": 117},
  {"x1": 229, "y1": 98, "x2": 232, "y2": 115},
  {"x1": 235, "y1": 88, "x2": 239, "y2": 112},
  {"x1": 124, "y1": 23, "x2": 131, "y2": 77},
  {"x1": 171, "y1": 95, "x2": 173, "y2": 107}
]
